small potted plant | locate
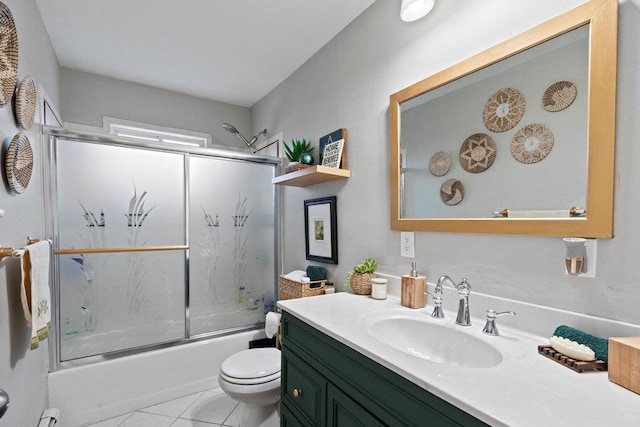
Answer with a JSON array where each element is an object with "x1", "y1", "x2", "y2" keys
[
  {"x1": 343, "y1": 258, "x2": 378, "y2": 295},
  {"x1": 284, "y1": 139, "x2": 314, "y2": 172}
]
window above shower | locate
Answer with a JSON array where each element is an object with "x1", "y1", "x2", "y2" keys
[{"x1": 106, "y1": 117, "x2": 210, "y2": 147}]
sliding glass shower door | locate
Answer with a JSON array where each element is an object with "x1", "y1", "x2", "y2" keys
[{"x1": 47, "y1": 129, "x2": 278, "y2": 364}]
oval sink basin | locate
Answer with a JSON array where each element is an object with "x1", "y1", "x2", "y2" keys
[{"x1": 366, "y1": 315, "x2": 503, "y2": 369}]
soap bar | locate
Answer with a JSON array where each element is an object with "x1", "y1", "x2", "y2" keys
[
  {"x1": 401, "y1": 275, "x2": 426, "y2": 309},
  {"x1": 609, "y1": 337, "x2": 640, "y2": 395}
]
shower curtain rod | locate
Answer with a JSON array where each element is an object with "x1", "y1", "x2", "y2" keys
[{"x1": 55, "y1": 245, "x2": 188, "y2": 255}]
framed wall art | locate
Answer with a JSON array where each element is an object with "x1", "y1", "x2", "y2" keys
[{"x1": 304, "y1": 196, "x2": 338, "y2": 264}]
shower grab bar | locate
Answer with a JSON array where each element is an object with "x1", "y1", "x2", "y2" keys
[{"x1": 54, "y1": 245, "x2": 188, "y2": 255}]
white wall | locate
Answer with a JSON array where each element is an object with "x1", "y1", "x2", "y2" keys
[
  {"x1": 252, "y1": 0, "x2": 640, "y2": 326},
  {"x1": 0, "y1": 0, "x2": 60, "y2": 425},
  {"x1": 60, "y1": 68, "x2": 252, "y2": 149}
]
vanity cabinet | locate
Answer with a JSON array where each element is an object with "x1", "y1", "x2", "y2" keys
[{"x1": 280, "y1": 312, "x2": 487, "y2": 426}]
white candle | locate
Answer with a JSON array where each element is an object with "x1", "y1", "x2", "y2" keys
[{"x1": 371, "y1": 278, "x2": 388, "y2": 300}]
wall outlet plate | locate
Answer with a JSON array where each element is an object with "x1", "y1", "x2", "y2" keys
[{"x1": 401, "y1": 231, "x2": 415, "y2": 258}]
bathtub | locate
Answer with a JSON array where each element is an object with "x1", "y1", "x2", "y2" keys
[{"x1": 48, "y1": 329, "x2": 265, "y2": 426}]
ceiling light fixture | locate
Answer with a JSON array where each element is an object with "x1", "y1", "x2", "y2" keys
[{"x1": 400, "y1": 0, "x2": 435, "y2": 22}]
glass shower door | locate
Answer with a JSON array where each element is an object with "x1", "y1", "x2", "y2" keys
[
  {"x1": 55, "y1": 140, "x2": 187, "y2": 360},
  {"x1": 188, "y1": 155, "x2": 276, "y2": 336}
]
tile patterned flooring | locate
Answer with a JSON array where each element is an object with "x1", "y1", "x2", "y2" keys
[{"x1": 86, "y1": 386, "x2": 245, "y2": 427}]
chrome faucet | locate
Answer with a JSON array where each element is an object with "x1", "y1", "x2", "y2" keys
[
  {"x1": 482, "y1": 310, "x2": 516, "y2": 336},
  {"x1": 429, "y1": 275, "x2": 472, "y2": 326}
]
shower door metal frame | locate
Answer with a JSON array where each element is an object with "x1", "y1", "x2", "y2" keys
[{"x1": 42, "y1": 126, "x2": 282, "y2": 371}]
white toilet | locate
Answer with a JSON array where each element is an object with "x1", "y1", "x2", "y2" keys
[{"x1": 218, "y1": 347, "x2": 281, "y2": 427}]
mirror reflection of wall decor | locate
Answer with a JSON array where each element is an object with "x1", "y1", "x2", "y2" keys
[
  {"x1": 304, "y1": 196, "x2": 338, "y2": 264},
  {"x1": 543, "y1": 81, "x2": 577, "y2": 112},
  {"x1": 390, "y1": 0, "x2": 617, "y2": 237},
  {"x1": 483, "y1": 88, "x2": 526, "y2": 132},
  {"x1": 0, "y1": 2, "x2": 18, "y2": 107},
  {"x1": 459, "y1": 133, "x2": 496, "y2": 173},
  {"x1": 511, "y1": 123, "x2": 555, "y2": 164},
  {"x1": 440, "y1": 179, "x2": 464, "y2": 206},
  {"x1": 429, "y1": 151, "x2": 451, "y2": 176}
]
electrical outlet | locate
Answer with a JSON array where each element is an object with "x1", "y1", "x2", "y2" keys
[{"x1": 401, "y1": 232, "x2": 415, "y2": 258}]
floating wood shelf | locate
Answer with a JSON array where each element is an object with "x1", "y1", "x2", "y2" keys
[{"x1": 272, "y1": 165, "x2": 350, "y2": 187}]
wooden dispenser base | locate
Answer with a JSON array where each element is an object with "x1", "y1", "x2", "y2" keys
[{"x1": 401, "y1": 275, "x2": 426, "y2": 309}]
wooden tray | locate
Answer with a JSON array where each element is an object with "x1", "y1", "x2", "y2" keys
[{"x1": 538, "y1": 345, "x2": 607, "y2": 373}]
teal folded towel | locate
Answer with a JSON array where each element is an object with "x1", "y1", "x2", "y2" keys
[
  {"x1": 306, "y1": 265, "x2": 326, "y2": 281},
  {"x1": 553, "y1": 325, "x2": 609, "y2": 362}
]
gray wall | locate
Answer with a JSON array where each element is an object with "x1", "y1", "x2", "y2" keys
[
  {"x1": 0, "y1": 0, "x2": 60, "y2": 425},
  {"x1": 252, "y1": 0, "x2": 640, "y2": 326},
  {"x1": 60, "y1": 68, "x2": 252, "y2": 149}
]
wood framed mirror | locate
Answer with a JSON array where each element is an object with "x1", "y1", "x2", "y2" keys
[{"x1": 390, "y1": 0, "x2": 617, "y2": 237}]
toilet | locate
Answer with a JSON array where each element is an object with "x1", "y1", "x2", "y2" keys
[{"x1": 218, "y1": 347, "x2": 281, "y2": 427}]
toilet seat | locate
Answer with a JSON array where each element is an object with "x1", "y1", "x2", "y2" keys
[{"x1": 220, "y1": 348, "x2": 281, "y2": 385}]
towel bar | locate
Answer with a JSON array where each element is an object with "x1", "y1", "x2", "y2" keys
[
  {"x1": 0, "y1": 238, "x2": 51, "y2": 261},
  {"x1": 54, "y1": 245, "x2": 189, "y2": 255}
]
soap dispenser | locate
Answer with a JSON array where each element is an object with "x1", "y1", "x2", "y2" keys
[{"x1": 401, "y1": 262, "x2": 427, "y2": 309}]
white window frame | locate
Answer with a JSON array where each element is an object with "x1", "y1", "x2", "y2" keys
[{"x1": 104, "y1": 117, "x2": 211, "y2": 148}]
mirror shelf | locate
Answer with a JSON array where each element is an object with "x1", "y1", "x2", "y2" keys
[{"x1": 390, "y1": 0, "x2": 617, "y2": 237}]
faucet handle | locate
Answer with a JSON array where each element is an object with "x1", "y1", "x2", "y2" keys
[
  {"x1": 426, "y1": 292, "x2": 444, "y2": 318},
  {"x1": 457, "y1": 278, "x2": 471, "y2": 296},
  {"x1": 482, "y1": 309, "x2": 516, "y2": 336}
]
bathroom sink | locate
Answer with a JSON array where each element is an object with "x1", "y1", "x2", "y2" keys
[{"x1": 364, "y1": 313, "x2": 503, "y2": 369}]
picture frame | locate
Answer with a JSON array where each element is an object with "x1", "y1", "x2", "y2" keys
[
  {"x1": 319, "y1": 128, "x2": 347, "y2": 167},
  {"x1": 304, "y1": 196, "x2": 338, "y2": 264}
]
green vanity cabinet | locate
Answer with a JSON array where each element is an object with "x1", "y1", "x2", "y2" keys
[{"x1": 280, "y1": 312, "x2": 488, "y2": 427}]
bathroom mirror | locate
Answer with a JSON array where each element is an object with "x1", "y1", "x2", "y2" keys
[{"x1": 390, "y1": 0, "x2": 617, "y2": 237}]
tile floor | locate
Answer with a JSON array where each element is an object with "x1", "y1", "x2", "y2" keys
[{"x1": 86, "y1": 386, "x2": 245, "y2": 427}]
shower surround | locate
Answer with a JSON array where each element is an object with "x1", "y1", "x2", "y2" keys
[{"x1": 43, "y1": 126, "x2": 279, "y2": 366}]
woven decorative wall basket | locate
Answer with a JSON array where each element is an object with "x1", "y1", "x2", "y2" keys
[
  {"x1": 16, "y1": 76, "x2": 36, "y2": 129},
  {"x1": 0, "y1": 2, "x2": 18, "y2": 107}
]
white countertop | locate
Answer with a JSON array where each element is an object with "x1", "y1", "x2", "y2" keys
[{"x1": 278, "y1": 293, "x2": 640, "y2": 426}]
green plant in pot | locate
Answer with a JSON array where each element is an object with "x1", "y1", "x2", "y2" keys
[
  {"x1": 284, "y1": 139, "x2": 314, "y2": 167},
  {"x1": 343, "y1": 258, "x2": 378, "y2": 295}
]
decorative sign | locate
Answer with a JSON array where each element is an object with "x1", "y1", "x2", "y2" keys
[
  {"x1": 319, "y1": 128, "x2": 346, "y2": 167},
  {"x1": 321, "y1": 139, "x2": 345, "y2": 168}
]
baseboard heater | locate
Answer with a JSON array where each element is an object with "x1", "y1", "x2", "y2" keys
[{"x1": 39, "y1": 408, "x2": 60, "y2": 427}]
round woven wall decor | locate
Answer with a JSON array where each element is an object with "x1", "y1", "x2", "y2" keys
[
  {"x1": 0, "y1": 2, "x2": 18, "y2": 107},
  {"x1": 16, "y1": 75, "x2": 36, "y2": 129},
  {"x1": 542, "y1": 81, "x2": 577, "y2": 112},
  {"x1": 483, "y1": 88, "x2": 526, "y2": 132},
  {"x1": 511, "y1": 123, "x2": 554, "y2": 164},
  {"x1": 459, "y1": 133, "x2": 497, "y2": 173},
  {"x1": 5, "y1": 133, "x2": 33, "y2": 194},
  {"x1": 429, "y1": 151, "x2": 451, "y2": 176},
  {"x1": 440, "y1": 179, "x2": 465, "y2": 206}
]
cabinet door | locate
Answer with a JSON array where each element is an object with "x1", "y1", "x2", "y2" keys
[
  {"x1": 282, "y1": 348, "x2": 326, "y2": 426},
  {"x1": 281, "y1": 403, "x2": 306, "y2": 427},
  {"x1": 327, "y1": 384, "x2": 385, "y2": 427}
]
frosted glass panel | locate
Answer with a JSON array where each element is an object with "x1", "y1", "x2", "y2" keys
[
  {"x1": 56, "y1": 140, "x2": 185, "y2": 248},
  {"x1": 55, "y1": 140, "x2": 186, "y2": 360},
  {"x1": 189, "y1": 156, "x2": 276, "y2": 335},
  {"x1": 59, "y1": 251, "x2": 185, "y2": 360}
]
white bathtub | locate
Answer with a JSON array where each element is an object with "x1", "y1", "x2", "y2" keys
[{"x1": 48, "y1": 329, "x2": 265, "y2": 426}]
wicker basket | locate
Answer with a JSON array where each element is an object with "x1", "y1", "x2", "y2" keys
[
  {"x1": 279, "y1": 275, "x2": 326, "y2": 300},
  {"x1": 284, "y1": 163, "x2": 312, "y2": 174},
  {"x1": 350, "y1": 272, "x2": 375, "y2": 295}
]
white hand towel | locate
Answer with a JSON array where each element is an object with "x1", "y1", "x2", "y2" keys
[
  {"x1": 20, "y1": 240, "x2": 52, "y2": 350},
  {"x1": 284, "y1": 270, "x2": 307, "y2": 280}
]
